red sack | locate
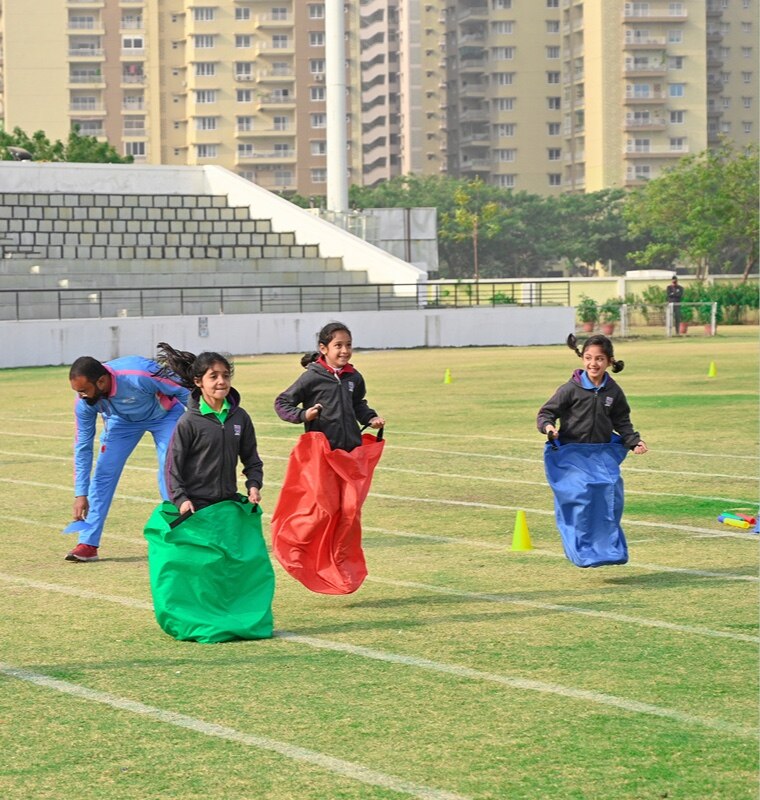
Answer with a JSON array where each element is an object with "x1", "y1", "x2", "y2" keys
[{"x1": 271, "y1": 430, "x2": 385, "y2": 594}]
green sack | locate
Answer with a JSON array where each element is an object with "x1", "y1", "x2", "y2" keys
[{"x1": 144, "y1": 497, "x2": 275, "y2": 643}]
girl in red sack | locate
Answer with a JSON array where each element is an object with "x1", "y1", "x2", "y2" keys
[{"x1": 272, "y1": 322, "x2": 385, "y2": 594}]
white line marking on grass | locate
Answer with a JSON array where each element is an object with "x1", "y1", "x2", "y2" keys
[
  {"x1": 362, "y1": 577, "x2": 760, "y2": 644},
  {"x1": 389, "y1": 446, "x2": 759, "y2": 482},
  {"x1": 0, "y1": 663, "x2": 471, "y2": 800},
  {"x1": 0, "y1": 575, "x2": 754, "y2": 739},
  {"x1": 376, "y1": 465, "x2": 756, "y2": 506}
]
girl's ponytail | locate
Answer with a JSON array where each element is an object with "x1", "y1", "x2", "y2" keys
[{"x1": 300, "y1": 351, "x2": 319, "y2": 369}]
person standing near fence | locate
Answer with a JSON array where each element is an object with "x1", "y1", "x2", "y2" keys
[
  {"x1": 666, "y1": 274, "x2": 684, "y2": 334},
  {"x1": 65, "y1": 354, "x2": 189, "y2": 562}
]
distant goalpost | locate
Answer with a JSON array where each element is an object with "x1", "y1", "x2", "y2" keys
[{"x1": 617, "y1": 302, "x2": 718, "y2": 337}]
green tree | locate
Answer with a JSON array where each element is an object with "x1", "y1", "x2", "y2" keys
[
  {"x1": 0, "y1": 125, "x2": 132, "y2": 163},
  {"x1": 623, "y1": 141, "x2": 758, "y2": 280}
]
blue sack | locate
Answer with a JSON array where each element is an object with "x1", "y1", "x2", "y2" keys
[{"x1": 543, "y1": 435, "x2": 629, "y2": 568}]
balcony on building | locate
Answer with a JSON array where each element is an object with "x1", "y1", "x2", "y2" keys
[
  {"x1": 459, "y1": 54, "x2": 486, "y2": 75},
  {"x1": 121, "y1": 65, "x2": 145, "y2": 85},
  {"x1": 622, "y1": 7, "x2": 687, "y2": 22},
  {"x1": 122, "y1": 126, "x2": 147, "y2": 138},
  {"x1": 67, "y1": 0, "x2": 105, "y2": 5},
  {"x1": 707, "y1": 76, "x2": 723, "y2": 93},
  {"x1": 456, "y1": 4, "x2": 488, "y2": 24},
  {"x1": 68, "y1": 68, "x2": 105, "y2": 87},
  {"x1": 564, "y1": 149, "x2": 585, "y2": 163},
  {"x1": 259, "y1": 93, "x2": 297, "y2": 110},
  {"x1": 256, "y1": 67, "x2": 295, "y2": 83},
  {"x1": 255, "y1": 12, "x2": 292, "y2": 28},
  {"x1": 623, "y1": 114, "x2": 667, "y2": 130},
  {"x1": 706, "y1": 2, "x2": 723, "y2": 17},
  {"x1": 624, "y1": 89, "x2": 667, "y2": 104},
  {"x1": 459, "y1": 157, "x2": 490, "y2": 174},
  {"x1": 120, "y1": 17, "x2": 144, "y2": 30},
  {"x1": 237, "y1": 149, "x2": 296, "y2": 165},
  {"x1": 460, "y1": 130, "x2": 490, "y2": 148},
  {"x1": 623, "y1": 59, "x2": 666, "y2": 77},
  {"x1": 459, "y1": 81, "x2": 486, "y2": 99},
  {"x1": 706, "y1": 28, "x2": 723, "y2": 44},
  {"x1": 122, "y1": 98, "x2": 145, "y2": 112},
  {"x1": 459, "y1": 108, "x2": 489, "y2": 124},
  {"x1": 624, "y1": 143, "x2": 689, "y2": 158},
  {"x1": 67, "y1": 15, "x2": 104, "y2": 34},
  {"x1": 68, "y1": 41, "x2": 104, "y2": 59},
  {"x1": 254, "y1": 41, "x2": 295, "y2": 58},
  {"x1": 70, "y1": 99, "x2": 106, "y2": 115},
  {"x1": 706, "y1": 54, "x2": 723, "y2": 69},
  {"x1": 121, "y1": 47, "x2": 146, "y2": 59},
  {"x1": 623, "y1": 33, "x2": 666, "y2": 49}
]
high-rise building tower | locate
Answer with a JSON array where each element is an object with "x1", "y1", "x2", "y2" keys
[{"x1": 0, "y1": 1, "x2": 755, "y2": 196}]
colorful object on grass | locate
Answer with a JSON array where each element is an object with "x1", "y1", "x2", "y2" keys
[
  {"x1": 511, "y1": 510, "x2": 533, "y2": 551},
  {"x1": 716, "y1": 509, "x2": 759, "y2": 533},
  {"x1": 143, "y1": 497, "x2": 274, "y2": 643},
  {"x1": 271, "y1": 429, "x2": 385, "y2": 594},
  {"x1": 717, "y1": 515, "x2": 751, "y2": 529},
  {"x1": 543, "y1": 434, "x2": 629, "y2": 568}
]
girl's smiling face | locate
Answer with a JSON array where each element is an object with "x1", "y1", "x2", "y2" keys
[
  {"x1": 320, "y1": 331, "x2": 353, "y2": 370},
  {"x1": 195, "y1": 361, "x2": 231, "y2": 409},
  {"x1": 582, "y1": 345, "x2": 611, "y2": 386}
]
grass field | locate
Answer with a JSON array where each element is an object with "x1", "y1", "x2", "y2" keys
[{"x1": 1, "y1": 328, "x2": 758, "y2": 800}]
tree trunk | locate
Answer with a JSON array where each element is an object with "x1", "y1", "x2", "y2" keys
[{"x1": 742, "y1": 255, "x2": 757, "y2": 283}]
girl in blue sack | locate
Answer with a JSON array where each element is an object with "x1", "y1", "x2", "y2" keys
[
  {"x1": 142, "y1": 343, "x2": 273, "y2": 643},
  {"x1": 536, "y1": 334, "x2": 647, "y2": 567}
]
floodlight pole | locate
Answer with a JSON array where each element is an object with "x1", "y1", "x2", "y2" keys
[{"x1": 326, "y1": 0, "x2": 348, "y2": 214}]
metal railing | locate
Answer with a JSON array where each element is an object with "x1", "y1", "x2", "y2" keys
[{"x1": 0, "y1": 280, "x2": 571, "y2": 322}]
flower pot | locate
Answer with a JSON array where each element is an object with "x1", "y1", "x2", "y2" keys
[
  {"x1": 678, "y1": 322, "x2": 689, "y2": 335},
  {"x1": 581, "y1": 322, "x2": 594, "y2": 332},
  {"x1": 600, "y1": 323, "x2": 615, "y2": 336}
]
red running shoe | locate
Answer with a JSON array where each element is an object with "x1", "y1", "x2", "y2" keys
[{"x1": 65, "y1": 544, "x2": 99, "y2": 562}]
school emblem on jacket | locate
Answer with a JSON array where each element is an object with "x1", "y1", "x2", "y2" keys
[
  {"x1": 604, "y1": 396, "x2": 614, "y2": 407},
  {"x1": 347, "y1": 381, "x2": 355, "y2": 393},
  {"x1": 234, "y1": 424, "x2": 241, "y2": 436}
]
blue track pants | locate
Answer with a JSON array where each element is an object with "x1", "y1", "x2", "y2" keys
[{"x1": 67, "y1": 405, "x2": 184, "y2": 547}]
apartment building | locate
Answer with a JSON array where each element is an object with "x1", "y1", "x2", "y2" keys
[
  {"x1": 0, "y1": 0, "x2": 755, "y2": 196},
  {"x1": 443, "y1": 0, "x2": 757, "y2": 195}
]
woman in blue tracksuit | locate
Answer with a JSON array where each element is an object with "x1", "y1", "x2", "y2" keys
[{"x1": 66, "y1": 354, "x2": 189, "y2": 562}]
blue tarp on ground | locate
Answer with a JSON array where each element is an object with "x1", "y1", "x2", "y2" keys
[{"x1": 543, "y1": 435, "x2": 629, "y2": 568}]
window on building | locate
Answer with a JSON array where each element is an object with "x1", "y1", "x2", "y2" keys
[
  {"x1": 195, "y1": 62, "x2": 216, "y2": 77},
  {"x1": 722, "y1": 96, "x2": 731, "y2": 109},
  {"x1": 310, "y1": 59, "x2": 326, "y2": 74},
  {"x1": 669, "y1": 137, "x2": 686, "y2": 151},
  {"x1": 195, "y1": 116, "x2": 217, "y2": 130},
  {"x1": 494, "y1": 72, "x2": 515, "y2": 85},
  {"x1": 193, "y1": 7, "x2": 215, "y2": 21},
  {"x1": 237, "y1": 116, "x2": 253, "y2": 131},
  {"x1": 668, "y1": 83, "x2": 685, "y2": 97},
  {"x1": 547, "y1": 148, "x2": 561, "y2": 160},
  {"x1": 309, "y1": 32, "x2": 325, "y2": 46},
  {"x1": 546, "y1": 0, "x2": 558, "y2": 7},
  {"x1": 742, "y1": 47, "x2": 752, "y2": 59},
  {"x1": 545, "y1": 46, "x2": 560, "y2": 59},
  {"x1": 741, "y1": 22, "x2": 752, "y2": 33},
  {"x1": 720, "y1": 121, "x2": 731, "y2": 133},
  {"x1": 196, "y1": 144, "x2": 218, "y2": 159},
  {"x1": 274, "y1": 169, "x2": 292, "y2": 185},
  {"x1": 669, "y1": 110, "x2": 685, "y2": 123},
  {"x1": 741, "y1": 71, "x2": 753, "y2": 83},
  {"x1": 311, "y1": 113, "x2": 327, "y2": 128},
  {"x1": 493, "y1": 47, "x2": 515, "y2": 60},
  {"x1": 272, "y1": 8, "x2": 288, "y2": 20},
  {"x1": 491, "y1": 21, "x2": 514, "y2": 34},
  {"x1": 742, "y1": 96, "x2": 752, "y2": 109},
  {"x1": 274, "y1": 116, "x2": 289, "y2": 130},
  {"x1": 273, "y1": 34, "x2": 289, "y2": 49},
  {"x1": 236, "y1": 89, "x2": 252, "y2": 102},
  {"x1": 193, "y1": 35, "x2": 215, "y2": 49},
  {"x1": 495, "y1": 123, "x2": 516, "y2": 136},
  {"x1": 495, "y1": 148, "x2": 516, "y2": 162},
  {"x1": 309, "y1": 4, "x2": 325, "y2": 18},
  {"x1": 667, "y1": 29, "x2": 683, "y2": 43},
  {"x1": 547, "y1": 97, "x2": 561, "y2": 110},
  {"x1": 125, "y1": 141, "x2": 145, "y2": 157},
  {"x1": 311, "y1": 141, "x2": 326, "y2": 155},
  {"x1": 495, "y1": 97, "x2": 515, "y2": 111},
  {"x1": 235, "y1": 62, "x2": 253, "y2": 79},
  {"x1": 237, "y1": 144, "x2": 254, "y2": 157},
  {"x1": 236, "y1": 35, "x2": 252, "y2": 48},
  {"x1": 546, "y1": 20, "x2": 560, "y2": 33},
  {"x1": 668, "y1": 56, "x2": 684, "y2": 70},
  {"x1": 547, "y1": 72, "x2": 560, "y2": 84},
  {"x1": 548, "y1": 174, "x2": 562, "y2": 186},
  {"x1": 235, "y1": 7, "x2": 251, "y2": 20},
  {"x1": 547, "y1": 122, "x2": 561, "y2": 135},
  {"x1": 311, "y1": 169, "x2": 327, "y2": 183},
  {"x1": 743, "y1": 121, "x2": 752, "y2": 134},
  {"x1": 496, "y1": 174, "x2": 515, "y2": 187},
  {"x1": 633, "y1": 165, "x2": 651, "y2": 179},
  {"x1": 195, "y1": 90, "x2": 217, "y2": 104},
  {"x1": 310, "y1": 87, "x2": 325, "y2": 101}
]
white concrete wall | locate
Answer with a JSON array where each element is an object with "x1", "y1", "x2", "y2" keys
[{"x1": 0, "y1": 306, "x2": 574, "y2": 368}]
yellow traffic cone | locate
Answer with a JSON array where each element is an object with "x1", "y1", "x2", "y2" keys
[
  {"x1": 708, "y1": 361, "x2": 717, "y2": 378},
  {"x1": 443, "y1": 368, "x2": 452, "y2": 384},
  {"x1": 511, "y1": 510, "x2": 533, "y2": 551}
]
